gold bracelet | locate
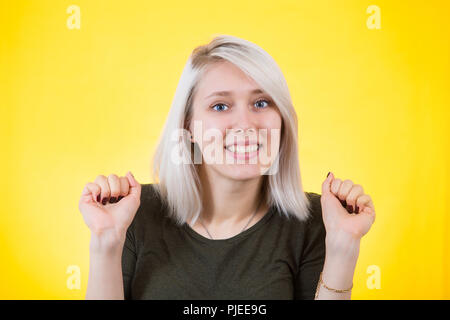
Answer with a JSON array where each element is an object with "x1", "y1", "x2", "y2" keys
[{"x1": 314, "y1": 271, "x2": 353, "y2": 299}]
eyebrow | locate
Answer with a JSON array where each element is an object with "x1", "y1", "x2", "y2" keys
[{"x1": 205, "y1": 89, "x2": 265, "y2": 99}]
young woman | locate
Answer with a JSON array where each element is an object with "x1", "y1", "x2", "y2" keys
[{"x1": 78, "y1": 35, "x2": 376, "y2": 300}]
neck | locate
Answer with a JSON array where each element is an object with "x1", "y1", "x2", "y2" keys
[{"x1": 197, "y1": 165, "x2": 267, "y2": 226}]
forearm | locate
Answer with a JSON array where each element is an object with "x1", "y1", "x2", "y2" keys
[
  {"x1": 315, "y1": 231, "x2": 360, "y2": 300},
  {"x1": 85, "y1": 234, "x2": 125, "y2": 300}
]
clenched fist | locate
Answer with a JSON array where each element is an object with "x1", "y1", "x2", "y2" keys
[
  {"x1": 78, "y1": 171, "x2": 141, "y2": 250},
  {"x1": 320, "y1": 171, "x2": 376, "y2": 247}
]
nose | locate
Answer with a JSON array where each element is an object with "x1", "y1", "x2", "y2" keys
[{"x1": 232, "y1": 104, "x2": 257, "y2": 134}]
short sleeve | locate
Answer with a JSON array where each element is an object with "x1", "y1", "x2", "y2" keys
[
  {"x1": 294, "y1": 193, "x2": 326, "y2": 300},
  {"x1": 121, "y1": 225, "x2": 137, "y2": 300}
]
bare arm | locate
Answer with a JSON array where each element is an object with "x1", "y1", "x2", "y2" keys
[
  {"x1": 78, "y1": 171, "x2": 141, "y2": 300},
  {"x1": 315, "y1": 232, "x2": 360, "y2": 300},
  {"x1": 85, "y1": 232, "x2": 126, "y2": 300},
  {"x1": 316, "y1": 172, "x2": 376, "y2": 299}
]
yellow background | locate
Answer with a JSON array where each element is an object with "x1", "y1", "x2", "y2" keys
[{"x1": 1, "y1": 0, "x2": 449, "y2": 299}]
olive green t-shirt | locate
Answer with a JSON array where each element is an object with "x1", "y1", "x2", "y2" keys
[{"x1": 121, "y1": 183, "x2": 326, "y2": 300}]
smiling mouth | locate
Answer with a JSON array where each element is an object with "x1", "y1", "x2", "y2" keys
[{"x1": 224, "y1": 144, "x2": 262, "y2": 153}]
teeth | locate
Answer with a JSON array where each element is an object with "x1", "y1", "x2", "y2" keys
[{"x1": 226, "y1": 144, "x2": 259, "y2": 153}]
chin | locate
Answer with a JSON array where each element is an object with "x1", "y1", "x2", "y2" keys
[{"x1": 216, "y1": 165, "x2": 263, "y2": 181}]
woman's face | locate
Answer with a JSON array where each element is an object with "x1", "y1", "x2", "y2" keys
[{"x1": 188, "y1": 60, "x2": 282, "y2": 181}]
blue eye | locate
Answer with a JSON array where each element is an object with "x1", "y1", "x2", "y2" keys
[
  {"x1": 211, "y1": 103, "x2": 229, "y2": 112},
  {"x1": 254, "y1": 99, "x2": 270, "y2": 109},
  {"x1": 211, "y1": 99, "x2": 271, "y2": 112}
]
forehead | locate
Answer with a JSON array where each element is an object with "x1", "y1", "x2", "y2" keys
[{"x1": 196, "y1": 60, "x2": 262, "y2": 98}]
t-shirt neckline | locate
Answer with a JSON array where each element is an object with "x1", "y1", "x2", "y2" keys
[{"x1": 183, "y1": 205, "x2": 275, "y2": 245}]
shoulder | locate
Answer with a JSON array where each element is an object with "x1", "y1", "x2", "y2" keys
[
  {"x1": 275, "y1": 191, "x2": 323, "y2": 235},
  {"x1": 305, "y1": 191, "x2": 321, "y2": 204},
  {"x1": 128, "y1": 183, "x2": 167, "y2": 231},
  {"x1": 300, "y1": 192, "x2": 326, "y2": 253},
  {"x1": 124, "y1": 183, "x2": 167, "y2": 254},
  {"x1": 140, "y1": 183, "x2": 163, "y2": 205},
  {"x1": 305, "y1": 192, "x2": 322, "y2": 219},
  {"x1": 303, "y1": 192, "x2": 325, "y2": 230}
]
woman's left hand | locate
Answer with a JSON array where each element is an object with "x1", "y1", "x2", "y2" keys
[{"x1": 321, "y1": 172, "x2": 376, "y2": 242}]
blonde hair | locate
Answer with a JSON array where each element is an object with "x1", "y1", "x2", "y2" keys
[{"x1": 151, "y1": 34, "x2": 311, "y2": 226}]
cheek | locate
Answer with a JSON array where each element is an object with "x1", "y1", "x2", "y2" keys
[
  {"x1": 265, "y1": 110, "x2": 283, "y2": 129},
  {"x1": 260, "y1": 113, "x2": 282, "y2": 156},
  {"x1": 203, "y1": 120, "x2": 227, "y2": 134},
  {"x1": 261, "y1": 112, "x2": 282, "y2": 137},
  {"x1": 192, "y1": 117, "x2": 227, "y2": 146}
]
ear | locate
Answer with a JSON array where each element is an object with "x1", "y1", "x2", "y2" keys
[{"x1": 183, "y1": 116, "x2": 195, "y2": 143}]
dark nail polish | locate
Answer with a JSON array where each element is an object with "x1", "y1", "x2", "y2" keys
[
  {"x1": 340, "y1": 199, "x2": 347, "y2": 207},
  {"x1": 118, "y1": 196, "x2": 124, "y2": 201},
  {"x1": 109, "y1": 197, "x2": 116, "y2": 203},
  {"x1": 96, "y1": 194, "x2": 101, "y2": 202},
  {"x1": 355, "y1": 206, "x2": 359, "y2": 214},
  {"x1": 347, "y1": 205, "x2": 353, "y2": 213},
  {"x1": 102, "y1": 198, "x2": 108, "y2": 205},
  {"x1": 327, "y1": 172, "x2": 331, "y2": 178}
]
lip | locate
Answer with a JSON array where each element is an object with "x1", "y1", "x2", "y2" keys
[
  {"x1": 224, "y1": 143, "x2": 262, "y2": 161},
  {"x1": 224, "y1": 140, "x2": 259, "y2": 148}
]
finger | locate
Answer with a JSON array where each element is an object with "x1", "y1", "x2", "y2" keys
[
  {"x1": 81, "y1": 182, "x2": 101, "y2": 203},
  {"x1": 125, "y1": 171, "x2": 141, "y2": 201},
  {"x1": 94, "y1": 175, "x2": 110, "y2": 205},
  {"x1": 330, "y1": 178, "x2": 342, "y2": 196},
  {"x1": 337, "y1": 179, "x2": 353, "y2": 201},
  {"x1": 353, "y1": 207, "x2": 376, "y2": 234},
  {"x1": 365, "y1": 206, "x2": 376, "y2": 223},
  {"x1": 107, "y1": 174, "x2": 121, "y2": 203},
  {"x1": 360, "y1": 205, "x2": 376, "y2": 224},
  {"x1": 355, "y1": 194, "x2": 373, "y2": 214},
  {"x1": 118, "y1": 176, "x2": 130, "y2": 201},
  {"x1": 346, "y1": 184, "x2": 364, "y2": 213},
  {"x1": 321, "y1": 171, "x2": 334, "y2": 196},
  {"x1": 330, "y1": 178, "x2": 345, "y2": 207}
]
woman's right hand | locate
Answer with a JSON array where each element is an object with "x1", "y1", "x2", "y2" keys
[{"x1": 78, "y1": 171, "x2": 141, "y2": 251}]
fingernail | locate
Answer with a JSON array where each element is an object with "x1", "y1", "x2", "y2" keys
[
  {"x1": 96, "y1": 194, "x2": 101, "y2": 202},
  {"x1": 327, "y1": 172, "x2": 331, "y2": 178},
  {"x1": 347, "y1": 205, "x2": 354, "y2": 213},
  {"x1": 109, "y1": 197, "x2": 117, "y2": 203},
  {"x1": 340, "y1": 199, "x2": 347, "y2": 207},
  {"x1": 102, "y1": 198, "x2": 108, "y2": 205},
  {"x1": 118, "y1": 196, "x2": 124, "y2": 201},
  {"x1": 355, "y1": 206, "x2": 359, "y2": 214}
]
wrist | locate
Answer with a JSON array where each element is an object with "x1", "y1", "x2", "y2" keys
[
  {"x1": 325, "y1": 229, "x2": 361, "y2": 259},
  {"x1": 321, "y1": 254, "x2": 358, "y2": 291},
  {"x1": 322, "y1": 233, "x2": 360, "y2": 291},
  {"x1": 89, "y1": 230, "x2": 126, "y2": 256}
]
